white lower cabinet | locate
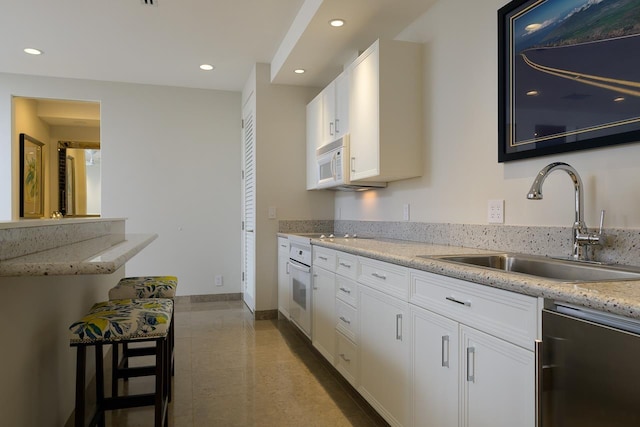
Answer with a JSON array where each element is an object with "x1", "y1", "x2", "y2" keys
[
  {"x1": 277, "y1": 237, "x2": 290, "y2": 318},
  {"x1": 307, "y1": 249, "x2": 538, "y2": 427},
  {"x1": 410, "y1": 269, "x2": 536, "y2": 427},
  {"x1": 411, "y1": 306, "x2": 459, "y2": 427},
  {"x1": 359, "y1": 284, "x2": 410, "y2": 427},
  {"x1": 460, "y1": 325, "x2": 534, "y2": 427},
  {"x1": 312, "y1": 264, "x2": 336, "y2": 364}
]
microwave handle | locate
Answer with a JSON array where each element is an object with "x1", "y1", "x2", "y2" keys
[{"x1": 331, "y1": 153, "x2": 337, "y2": 179}]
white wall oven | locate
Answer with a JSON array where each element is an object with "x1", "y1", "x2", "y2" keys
[{"x1": 288, "y1": 238, "x2": 312, "y2": 338}]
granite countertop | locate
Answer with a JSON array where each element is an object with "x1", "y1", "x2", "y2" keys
[
  {"x1": 308, "y1": 236, "x2": 640, "y2": 320},
  {"x1": 0, "y1": 233, "x2": 158, "y2": 276}
]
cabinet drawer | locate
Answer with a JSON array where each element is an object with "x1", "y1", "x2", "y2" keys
[
  {"x1": 336, "y1": 298, "x2": 358, "y2": 342},
  {"x1": 410, "y1": 269, "x2": 539, "y2": 350},
  {"x1": 336, "y1": 275, "x2": 358, "y2": 307},
  {"x1": 335, "y1": 332, "x2": 358, "y2": 388},
  {"x1": 313, "y1": 247, "x2": 336, "y2": 272},
  {"x1": 336, "y1": 251, "x2": 358, "y2": 280},
  {"x1": 358, "y1": 257, "x2": 409, "y2": 301}
]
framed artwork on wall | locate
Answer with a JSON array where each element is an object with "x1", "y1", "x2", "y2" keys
[
  {"x1": 19, "y1": 133, "x2": 44, "y2": 218},
  {"x1": 498, "y1": 0, "x2": 640, "y2": 162}
]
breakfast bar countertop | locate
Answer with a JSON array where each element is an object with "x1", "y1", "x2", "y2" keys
[
  {"x1": 0, "y1": 233, "x2": 158, "y2": 276},
  {"x1": 309, "y1": 236, "x2": 640, "y2": 320}
]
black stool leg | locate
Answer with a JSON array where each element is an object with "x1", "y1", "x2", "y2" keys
[
  {"x1": 154, "y1": 338, "x2": 166, "y2": 427},
  {"x1": 75, "y1": 346, "x2": 86, "y2": 427},
  {"x1": 95, "y1": 344, "x2": 105, "y2": 427},
  {"x1": 111, "y1": 343, "x2": 119, "y2": 398}
]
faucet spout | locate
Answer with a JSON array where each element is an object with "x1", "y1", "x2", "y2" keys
[
  {"x1": 527, "y1": 162, "x2": 585, "y2": 227},
  {"x1": 526, "y1": 162, "x2": 605, "y2": 260}
]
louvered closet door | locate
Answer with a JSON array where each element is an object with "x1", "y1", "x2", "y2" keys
[{"x1": 242, "y1": 100, "x2": 256, "y2": 312}]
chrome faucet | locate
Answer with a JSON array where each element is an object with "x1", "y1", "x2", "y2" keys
[{"x1": 527, "y1": 162, "x2": 605, "y2": 261}]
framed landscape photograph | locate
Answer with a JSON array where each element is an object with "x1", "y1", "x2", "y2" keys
[
  {"x1": 498, "y1": 0, "x2": 640, "y2": 162},
  {"x1": 19, "y1": 133, "x2": 44, "y2": 218}
]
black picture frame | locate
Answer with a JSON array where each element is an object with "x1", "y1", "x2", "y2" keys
[
  {"x1": 19, "y1": 133, "x2": 45, "y2": 218},
  {"x1": 498, "y1": 0, "x2": 640, "y2": 162}
]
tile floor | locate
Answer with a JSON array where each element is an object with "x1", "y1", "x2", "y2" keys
[{"x1": 100, "y1": 299, "x2": 389, "y2": 426}]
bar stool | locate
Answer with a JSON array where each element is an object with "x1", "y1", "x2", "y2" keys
[
  {"x1": 108, "y1": 276, "x2": 177, "y2": 380},
  {"x1": 69, "y1": 298, "x2": 173, "y2": 427}
]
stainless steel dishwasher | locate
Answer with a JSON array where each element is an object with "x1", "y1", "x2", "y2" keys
[{"x1": 540, "y1": 302, "x2": 640, "y2": 426}]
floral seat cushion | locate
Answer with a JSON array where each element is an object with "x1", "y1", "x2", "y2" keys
[
  {"x1": 108, "y1": 276, "x2": 178, "y2": 299},
  {"x1": 69, "y1": 298, "x2": 173, "y2": 345}
]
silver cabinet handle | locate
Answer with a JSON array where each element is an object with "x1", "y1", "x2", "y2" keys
[
  {"x1": 339, "y1": 353, "x2": 350, "y2": 363},
  {"x1": 535, "y1": 339, "x2": 543, "y2": 427},
  {"x1": 329, "y1": 121, "x2": 334, "y2": 136},
  {"x1": 335, "y1": 118, "x2": 340, "y2": 134},
  {"x1": 396, "y1": 314, "x2": 403, "y2": 341},
  {"x1": 351, "y1": 157, "x2": 356, "y2": 173},
  {"x1": 446, "y1": 296, "x2": 471, "y2": 307},
  {"x1": 442, "y1": 335, "x2": 450, "y2": 368},
  {"x1": 339, "y1": 287, "x2": 351, "y2": 294},
  {"x1": 318, "y1": 256, "x2": 328, "y2": 261},
  {"x1": 286, "y1": 262, "x2": 290, "y2": 275},
  {"x1": 280, "y1": 244, "x2": 287, "y2": 248},
  {"x1": 339, "y1": 262, "x2": 352, "y2": 269},
  {"x1": 467, "y1": 347, "x2": 475, "y2": 382},
  {"x1": 372, "y1": 272, "x2": 387, "y2": 280},
  {"x1": 339, "y1": 316, "x2": 351, "y2": 325}
]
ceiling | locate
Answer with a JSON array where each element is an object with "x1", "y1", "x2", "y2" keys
[{"x1": 0, "y1": 0, "x2": 435, "y2": 92}]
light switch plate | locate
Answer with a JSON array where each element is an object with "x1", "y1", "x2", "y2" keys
[
  {"x1": 268, "y1": 206, "x2": 277, "y2": 219},
  {"x1": 488, "y1": 199, "x2": 504, "y2": 224}
]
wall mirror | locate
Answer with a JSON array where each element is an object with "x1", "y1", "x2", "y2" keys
[{"x1": 13, "y1": 97, "x2": 101, "y2": 218}]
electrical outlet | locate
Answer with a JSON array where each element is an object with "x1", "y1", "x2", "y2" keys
[
  {"x1": 215, "y1": 275, "x2": 223, "y2": 286},
  {"x1": 403, "y1": 204, "x2": 410, "y2": 221},
  {"x1": 488, "y1": 199, "x2": 504, "y2": 224}
]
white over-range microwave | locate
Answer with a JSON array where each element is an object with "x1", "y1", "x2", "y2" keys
[{"x1": 315, "y1": 135, "x2": 386, "y2": 191}]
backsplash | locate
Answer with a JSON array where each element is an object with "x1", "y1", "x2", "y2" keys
[{"x1": 280, "y1": 219, "x2": 640, "y2": 267}]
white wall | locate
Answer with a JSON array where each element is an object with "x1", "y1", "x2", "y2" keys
[
  {"x1": 244, "y1": 63, "x2": 334, "y2": 312},
  {"x1": 335, "y1": 0, "x2": 640, "y2": 230},
  {"x1": 0, "y1": 73, "x2": 242, "y2": 296}
]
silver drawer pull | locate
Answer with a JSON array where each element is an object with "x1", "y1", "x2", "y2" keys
[
  {"x1": 442, "y1": 335, "x2": 450, "y2": 368},
  {"x1": 339, "y1": 262, "x2": 352, "y2": 268},
  {"x1": 318, "y1": 256, "x2": 328, "y2": 261},
  {"x1": 339, "y1": 353, "x2": 351, "y2": 363},
  {"x1": 339, "y1": 316, "x2": 351, "y2": 325},
  {"x1": 339, "y1": 287, "x2": 351, "y2": 294},
  {"x1": 396, "y1": 314, "x2": 403, "y2": 341},
  {"x1": 467, "y1": 347, "x2": 476, "y2": 382},
  {"x1": 446, "y1": 296, "x2": 471, "y2": 307},
  {"x1": 372, "y1": 272, "x2": 387, "y2": 280}
]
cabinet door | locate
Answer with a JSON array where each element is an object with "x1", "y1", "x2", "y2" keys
[
  {"x1": 334, "y1": 71, "x2": 349, "y2": 138},
  {"x1": 411, "y1": 306, "x2": 459, "y2": 427},
  {"x1": 312, "y1": 266, "x2": 336, "y2": 363},
  {"x1": 306, "y1": 92, "x2": 323, "y2": 190},
  {"x1": 359, "y1": 284, "x2": 410, "y2": 427},
  {"x1": 277, "y1": 238, "x2": 290, "y2": 317},
  {"x1": 322, "y1": 80, "x2": 337, "y2": 143},
  {"x1": 461, "y1": 326, "x2": 534, "y2": 427},
  {"x1": 349, "y1": 45, "x2": 380, "y2": 181}
]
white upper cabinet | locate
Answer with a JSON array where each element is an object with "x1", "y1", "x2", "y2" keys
[
  {"x1": 306, "y1": 92, "x2": 323, "y2": 190},
  {"x1": 322, "y1": 71, "x2": 350, "y2": 143},
  {"x1": 349, "y1": 39, "x2": 423, "y2": 183}
]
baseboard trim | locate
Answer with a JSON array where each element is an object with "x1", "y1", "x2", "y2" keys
[{"x1": 174, "y1": 293, "x2": 241, "y2": 304}]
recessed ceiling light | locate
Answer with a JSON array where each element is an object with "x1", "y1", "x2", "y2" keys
[
  {"x1": 294, "y1": 69, "x2": 305, "y2": 74},
  {"x1": 614, "y1": 96, "x2": 625, "y2": 102},
  {"x1": 200, "y1": 64, "x2": 214, "y2": 71},
  {"x1": 24, "y1": 48, "x2": 42, "y2": 55},
  {"x1": 526, "y1": 90, "x2": 539, "y2": 96},
  {"x1": 329, "y1": 19, "x2": 345, "y2": 27}
]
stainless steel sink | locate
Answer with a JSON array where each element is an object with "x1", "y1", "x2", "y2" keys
[{"x1": 422, "y1": 253, "x2": 640, "y2": 282}]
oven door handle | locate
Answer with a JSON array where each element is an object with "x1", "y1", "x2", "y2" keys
[{"x1": 288, "y1": 260, "x2": 310, "y2": 274}]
